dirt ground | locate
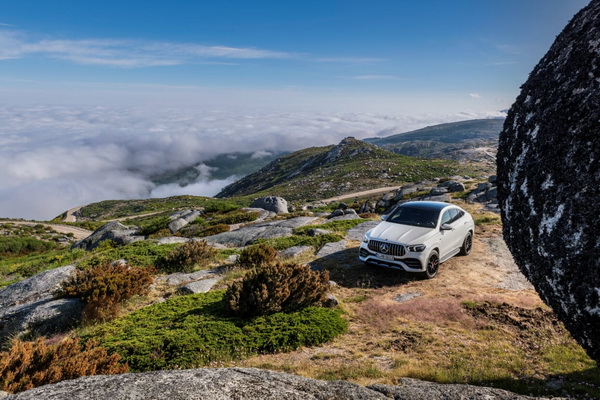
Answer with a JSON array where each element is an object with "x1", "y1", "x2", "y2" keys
[{"x1": 237, "y1": 221, "x2": 550, "y2": 383}]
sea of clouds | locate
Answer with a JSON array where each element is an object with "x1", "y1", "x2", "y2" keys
[{"x1": 0, "y1": 105, "x2": 504, "y2": 220}]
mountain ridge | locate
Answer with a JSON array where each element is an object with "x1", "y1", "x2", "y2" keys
[{"x1": 216, "y1": 137, "x2": 473, "y2": 200}]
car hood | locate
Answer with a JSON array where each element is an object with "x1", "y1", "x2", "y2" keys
[{"x1": 368, "y1": 221, "x2": 435, "y2": 244}]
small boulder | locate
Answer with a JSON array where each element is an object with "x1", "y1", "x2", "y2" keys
[
  {"x1": 322, "y1": 293, "x2": 339, "y2": 308},
  {"x1": 447, "y1": 182, "x2": 465, "y2": 193},
  {"x1": 176, "y1": 277, "x2": 222, "y2": 295},
  {"x1": 168, "y1": 210, "x2": 202, "y2": 233},
  {"x1": 250, "y1": 196, "x2": 288, "y2": 214},
  {"x1": 430, "y1": 187, "x2": 448, "y2": 196},
  {"x1": 279, "y1": 245, "x2": 313, "y2": 259},
  {"x1": 328, "y1": 209, "x2": 344, "y2": 218},
  {"x1": 72, "y1": 222, "x2": 144, "y2": 251},
  {"x1": 308, "y1": 228, "x2": 332, "y2": 237}
]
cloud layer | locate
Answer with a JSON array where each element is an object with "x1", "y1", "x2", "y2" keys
[{"x1": 0, "y1": 105, "x2": 504, "y2": 220}]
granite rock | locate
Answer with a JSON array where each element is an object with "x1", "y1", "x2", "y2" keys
[{"x1": 497, "y1": 0, "x2": 600, "y2": 361}]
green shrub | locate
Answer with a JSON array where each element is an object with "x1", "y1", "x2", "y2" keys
[
  {"x1": 225, "y1": 263, "x2": 330, "y2": 317},
  {"x1": 292, "y1": 219, "x2": 365, "y2": 235},
  {"x1": 236, "y1": 243, "x2": 278, "y2": 269},
  {"x1": 0, "y1": 237, "x2": 56, "y2": 255},
  {"x1": 83, "y1": 291, "x2": 346, "y2": 371},
  {"x1": 196, "y1": 224, "x2": 231, "y2": 237},
  {"x1": 136, "y1": 216, "x2": 170, "y2": 236},
  {"x1": 254, "y1": 233, "x2": 343, "y2": 251},
  {"x1": 0, "y1": 248, "x2": 86, "y2": 279},
  {"x1": 60, "y1": 262, "x2": 155, "y2": 322},
  {"x1": 0, "y1": 337, "x2": 127, "y2": 393},
  {"x1": 76, "y1": 241, "x2": 175, "y2": 269},
  {"x1": 211, "y1": 211, "x2": 260, "y2": 225},
  {"x1": 158, "y1": 240, "x2": 217, "y2": 273}
]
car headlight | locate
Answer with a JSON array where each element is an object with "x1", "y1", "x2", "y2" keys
[
  {"x1": 407, "y1": 244, "x2": 426, "y2": 252},
  {"x1": 362, "y1": 234, "x2": 369, "y2": 243}
]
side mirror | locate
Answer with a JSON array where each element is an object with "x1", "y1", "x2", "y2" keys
[
  {"x1": 381, "y1": 215, "x2": 388, "y2": 221},
  {"x1": 440, "y1": 223, "x2": 452, "y2": 231}
]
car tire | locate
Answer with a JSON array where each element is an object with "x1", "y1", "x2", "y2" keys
[
  {"x1": 422, "y1": 250, "x2": 439, "y2": 279},
  {"x1": 459, "y1": 231, "x2": 473, "y2": 256}
]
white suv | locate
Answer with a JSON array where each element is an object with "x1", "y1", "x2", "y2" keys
[{"x1": 359, "y1": 201, "x2": 474, "y2": 278}]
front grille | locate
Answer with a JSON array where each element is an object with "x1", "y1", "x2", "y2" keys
[{"x1": 367, "y1": 240, "x2": 405, "y2": 257}]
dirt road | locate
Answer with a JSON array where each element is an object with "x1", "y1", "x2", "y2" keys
[
  {"x1": 321, "y1": 186, "x2": 402, "y2": 203},
  {"x1": 0, "y1": 220, "x2": 92, "y2": 241}
]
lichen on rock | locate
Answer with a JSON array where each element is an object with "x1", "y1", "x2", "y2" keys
[{"x1": 497, "y1": 0, "x2": 600, "y2": 361}]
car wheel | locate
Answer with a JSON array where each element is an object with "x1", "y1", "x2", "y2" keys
[
  {"x1": 422, "y1": 250, "x2": 439, "y2": 279},
  {"x1": 459, "y1": 231, "x2": 473, "y2": 256}
]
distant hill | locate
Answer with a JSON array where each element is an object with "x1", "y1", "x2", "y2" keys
[
  {"x1": 216, "y1": 137, "x2": 470, "y2": 201},
  {"x1": 150, "y1": 151, "x2": 282, "y2": 187},
  {"x1": 365, "y1": 118, "x2": 505, "y2": 160}
]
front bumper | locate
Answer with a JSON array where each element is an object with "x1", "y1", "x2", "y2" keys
[{"x1": 358, "y1": 245, "x2": 425, "y2": 272}]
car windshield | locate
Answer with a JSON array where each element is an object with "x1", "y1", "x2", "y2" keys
[{"x1": 386, "y1": 206, "x2": 440, "y2": 228}]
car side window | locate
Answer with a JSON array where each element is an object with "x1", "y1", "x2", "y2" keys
[
  {"x1": 453, "y1": 210, "x2": 465, "y2": 223},
  {"x1": 441, "y1": 210, "x2": 452, "y2": 225}
]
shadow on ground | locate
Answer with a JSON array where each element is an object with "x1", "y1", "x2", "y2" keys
[
  {"x1": 311, "y1": 247, "x2": 420, "y2": 288},
  {"x1": 477, "y1": 366, "x2": 600, "y2": 399}
]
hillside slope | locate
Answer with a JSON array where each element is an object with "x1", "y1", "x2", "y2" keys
[
  {"x1": 216, "y1": 137, "x2": 471, "y2": 200},
  {"x1": 365, "y1": 118, "x2": 504, "y2": 160}
]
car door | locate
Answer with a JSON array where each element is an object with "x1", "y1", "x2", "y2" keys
[
  {"x1": 438, "y1": 209, "x2": 455, "y2": 259},
  {"x1": 451, "y1": 209, "x2": 470, "y2": 250}
]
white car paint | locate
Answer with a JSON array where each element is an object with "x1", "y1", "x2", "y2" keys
[{"x1": 358, "y1": 201, "x2": 475, "y2": 278}]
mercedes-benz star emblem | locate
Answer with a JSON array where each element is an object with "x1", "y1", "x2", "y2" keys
[{"x1": 380, "y1": 244, "x2": 389, "y2": 254}]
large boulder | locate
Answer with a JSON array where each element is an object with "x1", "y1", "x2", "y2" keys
[
  {"x1": 0, "y1": 298, "x2": 83, "y2": 343},
  {"x1": 0, "y1": 265, "x2": 76, "y2": 309},
  {"x1": 0, "y1": 265, "x2": 83, "y2": 343},
  {"x1": 203, "y1": 217, "x2": 317, "y2": 247},
  {"x1": 497, "y1": 1, "x2": 600, "y2": 361},
  {"x1": 167, "y1": 210, "x2": 202, "y2": 233},
  {"x1": 250, "y1": 196, "x2": 288, "y2": 214},
  {"x1": 72, "y1": 222, "x2": 144, "y2": 251},
  {"x1": 3, "y1": 368, "x2": 548, "y2": 400}
]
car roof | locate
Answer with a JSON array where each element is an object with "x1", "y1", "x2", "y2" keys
[{"x1": 399, "y1": 201, "x2": 454, "y2": 211}]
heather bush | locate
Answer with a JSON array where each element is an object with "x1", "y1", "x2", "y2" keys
[
  {"x1": 236, "y1": 243, "x2": 278, "y2": 269},
  {"x1": 60, "y1": 262, "x2": 154, "y2": 322},
  {"x1": 225, "y1": 262, "x2": 330, "y2": 317},
  {"x1": 0, "y1": 337, "x2": 127, "y2": 393},
  {"x1": 158, "y1": 240, "x2": 217, "y2": 273}
]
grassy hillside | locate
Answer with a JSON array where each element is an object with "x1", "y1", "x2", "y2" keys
[
  {"x1": 217, "y1": 137, "x2": 476, "y2": 201},
  {"x1": 365, "y1": 118, "x2": 504, "y2": 159}
]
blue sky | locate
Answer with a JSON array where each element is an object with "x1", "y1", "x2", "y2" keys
[
  {"x1": 0, "y1": 0, "x2": 592, "y2": 219},
  {"x1": 0, "y1": 0, "x2": 589, "y2": 113}
]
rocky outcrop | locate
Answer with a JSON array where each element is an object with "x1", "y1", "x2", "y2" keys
[
  {"x1": 72, "y1": 222, "x2": 144, "y2": 251},
  {"x1": 0, "y1": 265, "x2": 83, "y2": 343},
  {"x1": 0, "y1": 265, "x2": 76, "y2": 309},
  {"x1": 4, "y1": 368, "x2": 554, "y2": 400},
  {"x1": 203, "y1": 217, "x2": 317, "y2": 247},
  {"x1": 497, "y1": 1, "x2": 600, "y2": 361},
  {"x1": 168, "y1": 210, "x2": 202, "y2": 233},
  {"x1": 0, "y1": 298, "x2": 83, "y2": 343},
  {"x1": 250, "y1": 196, "x2": 289, "y2": 214}
]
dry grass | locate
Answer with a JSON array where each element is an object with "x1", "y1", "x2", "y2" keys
[{"x1": 236, "y1": 214, "x2": 599, "y2": 398}]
